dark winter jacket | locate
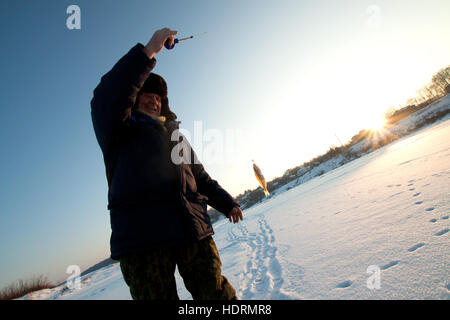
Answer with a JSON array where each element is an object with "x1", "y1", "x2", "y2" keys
[{"x1": 91, "y1": 43, "x2": 240, "y2": 260}]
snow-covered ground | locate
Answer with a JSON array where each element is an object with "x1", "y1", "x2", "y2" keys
[{"x1": 21, "y1": 115, "x2": 450, "y2": 300}]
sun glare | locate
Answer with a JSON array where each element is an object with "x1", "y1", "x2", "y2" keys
[{"x1": 367, "y1": 116, "x2": 387, "y2": 132}]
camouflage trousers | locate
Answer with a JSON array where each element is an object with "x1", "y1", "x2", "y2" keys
[{"x1": 119, "y1": 236, "x2": 236, "y2": 300}]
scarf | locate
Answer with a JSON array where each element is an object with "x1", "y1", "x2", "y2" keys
[{"x1": 132, "y1": 110, "x2": 166, "y2": 126}]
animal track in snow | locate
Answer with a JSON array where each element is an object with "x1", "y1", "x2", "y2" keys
[
  {"x1": 441, "y1": 215, "x2": 449, "y2": 220},
  {"x1": 414, "y1": 201, "x2": 423, "y2": 205},
  {"x1": 413, "y1": 192, "x2": 421, "y2": 197},
  {"x1": 429, "y1": 219, "x2": 437, "y2": 223},
  {"x1": 425, "y1": 207, "x2": 435, "y2": 212}
]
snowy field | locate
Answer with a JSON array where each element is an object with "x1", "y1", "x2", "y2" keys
[{"x1": 21, "y1": 116, "x2": 449, "y2": 300}]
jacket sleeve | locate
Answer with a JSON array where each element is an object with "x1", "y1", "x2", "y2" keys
[
  {"x1": 90, "y1": 43, "x2": 156, "y2": 154},
  {"x1": 190, "y1": 150, "x2": 241, "y2": 217}
]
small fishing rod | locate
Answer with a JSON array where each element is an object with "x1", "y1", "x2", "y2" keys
[{"x1": 164, "y1": 32, "x2": 207, "y2": 50}]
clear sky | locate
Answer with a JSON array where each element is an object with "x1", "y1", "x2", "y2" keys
[{"x1": 0, "y1": 0, "x2": 449, "y2": 288}]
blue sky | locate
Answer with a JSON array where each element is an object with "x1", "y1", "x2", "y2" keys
[{"x1": 0, "y1": 0, "x2": 449, "y2": 288}]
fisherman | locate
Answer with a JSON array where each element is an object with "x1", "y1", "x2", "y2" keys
[{"x1": 91, "y1": 28, "x2": 244, "y2": 300}]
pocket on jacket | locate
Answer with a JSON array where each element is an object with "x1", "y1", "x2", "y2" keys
[{"x1": 190, "y1": 199, "x2": 210, "y2": 224}]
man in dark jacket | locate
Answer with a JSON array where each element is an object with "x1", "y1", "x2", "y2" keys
[{"x1": 91, "y1": 28, "x2": 243, "y2": 300}]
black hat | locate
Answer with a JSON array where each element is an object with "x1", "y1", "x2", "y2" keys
[
  {"x1": 135, "y1": 72, "x2": 177, "y2": 122},
  {"x1": 140, "y1": 72, "x2": 167, "y2": 97}
]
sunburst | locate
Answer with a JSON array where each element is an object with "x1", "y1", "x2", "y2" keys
[{"x1": 367, "y1": 116, "x2": 387, "y2": 133}]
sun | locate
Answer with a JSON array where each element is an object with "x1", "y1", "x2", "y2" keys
[{"x1": 366, "y1": 115, "x2": 387, "y2": 132}]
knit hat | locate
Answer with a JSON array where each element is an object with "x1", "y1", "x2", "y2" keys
[{"x1": 134, "y1": 72, "x2": 177, "y2": 122}]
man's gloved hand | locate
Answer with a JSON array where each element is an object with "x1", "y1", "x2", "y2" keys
[
  {"x1": 143, "y1": 28, "x2": 178, "y2": 59},
  {"x1": 228, "y1": 206, "x2": 244, "y2": 224}
]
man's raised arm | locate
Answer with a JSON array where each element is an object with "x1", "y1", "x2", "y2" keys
[{"x1": 90, "y1": 28, "x2": 177, "y2": 154}]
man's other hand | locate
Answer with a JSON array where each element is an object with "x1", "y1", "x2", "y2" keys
[{"x1": 228, "y1": 206, "x2": 243, "y2": 224}]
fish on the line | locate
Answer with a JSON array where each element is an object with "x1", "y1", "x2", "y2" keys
[{"x1": 252, "y1": 160, "x2": 270, "y2": 197}]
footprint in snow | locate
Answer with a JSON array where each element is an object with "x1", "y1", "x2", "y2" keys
[
  {"x1": 425, "y1": 207, "x2": 435, "y2": 212},
  {"x1": 235, "y1": 216, "x2": 291, "y2": 300},
  {"x1": 429, "y1": 219, "x2": 437, "y2": 223},
  {"x1": 336, "y1": 280, "x2": 352, "y2": 289},
  {"x1": 408, "y1": 243, "x2": 426, "y2": 252},
  {"x1": 432, "y1": 173, "x2": 441, "y2": 178},
  {"x1": 435, "y1": 228, "x2": 449, "y2": 236},
  {"x1": 441, "y1": 216, "x2": 449, "y2": 220},
  {"x1": 413, "y1": 192, "x2": 421, "y2": 197},
  {"x1": 389, "y1": 192, "x2": 403, "y2": 198},
  {"x1": 414, "y1": 201, "x2": 423, "y2": 205},
  {"x1": 381, "y1": 260, "x2": 400, "y2": 270}
]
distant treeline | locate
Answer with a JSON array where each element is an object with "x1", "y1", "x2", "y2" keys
[
  {"x1": 386, "y1": 66, "x2": 450, "y2": 124},
  {"x1": 207, "y1": 65, "x2": 450, "y2": 224}
]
